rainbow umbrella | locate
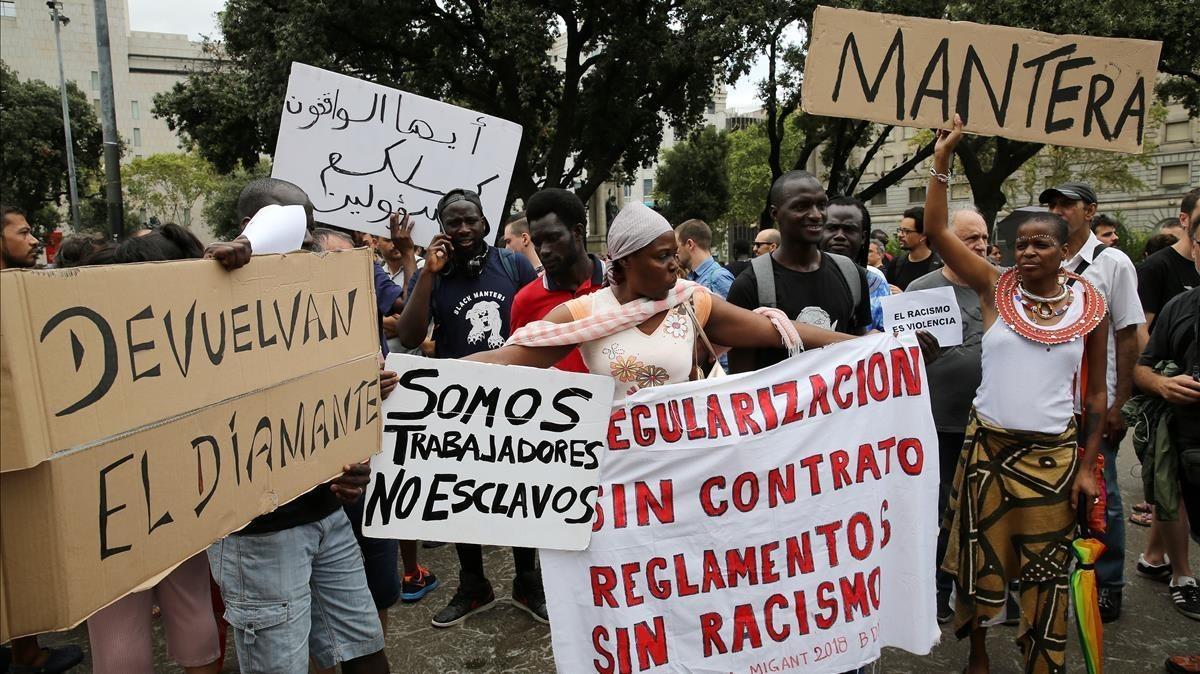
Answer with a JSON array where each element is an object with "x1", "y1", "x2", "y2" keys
[{"x1": 1071, "y1": 537, "x2": 1106, "y2": 674}]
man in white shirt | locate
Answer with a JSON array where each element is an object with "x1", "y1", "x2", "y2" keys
[{"x1": 1042, "y1": 182, "x2": 1145, "y2": 623}]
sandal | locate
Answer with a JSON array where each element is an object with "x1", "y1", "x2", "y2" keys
[
  {"x1": 1129, "y1": 510, "x2": 1152, "y2": 527},
  {"x1": 1133, "y1": 502, "x2": 1153, "y2": 514}
]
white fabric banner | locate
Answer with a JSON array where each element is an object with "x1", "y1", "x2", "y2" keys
[
  {"x1": 363, "y1": 354, "x2": 614, "y2": 550},
  {"x1": 542, "y1": 333, "x2": 941, "y2": 673},
  {"x1": 272, "y1": 62, "x2": 523, "y2": 246}
]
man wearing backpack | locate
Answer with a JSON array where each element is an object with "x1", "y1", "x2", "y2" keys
[
  {"x1": 392, "y1": 189, "x2": 542, "y2": 628},
  {"x1": 726, "y1": 171, "x2": 872, "y2": 374}
]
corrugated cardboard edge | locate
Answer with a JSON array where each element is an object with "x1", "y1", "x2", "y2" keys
[{"x1": 0, "y1": 271, "x2": 54, "y2": 472}]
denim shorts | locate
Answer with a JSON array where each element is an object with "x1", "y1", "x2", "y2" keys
[
  {"x1": 344, "y1": 498, "x2": 401, "y2": 610},
  {"x1": 208, "y1": 509, "x2": 385, "y2": 672}
]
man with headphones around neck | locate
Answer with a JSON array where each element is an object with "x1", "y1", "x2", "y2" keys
[{"x1": 391, "y1": 189, "x2": 544, "y2": 628}]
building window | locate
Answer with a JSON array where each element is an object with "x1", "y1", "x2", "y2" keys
[
  {"x1": 1164, "y1": 121, "x2": 1191, "y2": 143},
  {"x1": 870, "y1": 191, "x2": 887, "y2": 206},
  {"x1": 91, "y1": 71, "x2": 99, "y2": 90},
  {"x1": 623, "y1": 184, "x2": 631, "y2": 198},
  {"x1": 182, "y1": 209, "x2": 192, "y2": 225},
  {"x1": 132, "y1": 128, "x2": 142, "y2": 146},
  {"x1": 706, "y1": 101, "x2": 716, "y2": 115},
  {"x1": 908, "y1": 186, "x2": 927, "y2": 203},
  {"x1": 643, "y1": 178, "x2": 654, "y2": 195},
  {"x1": 0, "y1": 1, "x2": 16, "y2": 18},
  {"x1": 882, "y1": 155, "x2": 894, "y2": 171},
  {"x1": 93, "y1": 99, "x2": 101, "y2": 116},
  {"x1": 131, "y1": 100, "x2": 140, "y2": 120},
  {"x1": 950, "y1": 183, "x2": 971, "y2": 200},
  {"x1": 1160, "y1": 164, "x2": 1190, "y2": 187}
]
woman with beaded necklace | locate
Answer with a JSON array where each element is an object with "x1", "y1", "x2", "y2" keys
[{"x1": 926, "y1": 116, "x2": 1108, "y2": 674}]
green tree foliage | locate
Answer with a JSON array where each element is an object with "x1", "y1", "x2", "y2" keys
[
  {"x1": 123, "y1": 153, "x2": 220, "y2": 226},
  {"x1": 0, "y1": 60, "x2": 103, "y2": 236},
  {"x1": 202, "y1": 160, "x2": 274, "y2": 241},
  {"x1": 153, "y1": 0, "x2": 765, "y2": 212},
  {"x1": 724, "y1": 117, "x2": 803, "y2": 226},
  {"x1": 654, "y1": 126, "x2": 731, "y2": 229}
]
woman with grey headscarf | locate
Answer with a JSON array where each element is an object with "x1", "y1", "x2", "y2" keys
[{"x1": 469, "y1": 202, "x2": 858, "y2": 400}]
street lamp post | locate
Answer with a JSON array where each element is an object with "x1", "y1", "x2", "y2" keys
[{"x1": 48, "y1": 1, "x2": 81, "y2": 231}]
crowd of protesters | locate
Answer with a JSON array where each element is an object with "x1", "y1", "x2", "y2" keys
[{"x1": 1, "y1": 125, "x2": 1197, "y2": 674}]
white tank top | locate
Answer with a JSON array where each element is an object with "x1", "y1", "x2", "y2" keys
[
  {"x1": 572, "y1": 288, "x2": 707, "y2": 402},
  {"x1": 972, "y1": 283, "x2": 1086, "y2": 434}
]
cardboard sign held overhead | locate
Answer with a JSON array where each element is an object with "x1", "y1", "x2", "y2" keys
[
  {"x1": 271, "y1": 63, "x2": 524, "y2": 246},
  {"x1": 363, "y1": 354, "x2": 614, "y2": 550},
  {"x1": 802, "y1": 6, "x2": 1161, "y2": 153}
]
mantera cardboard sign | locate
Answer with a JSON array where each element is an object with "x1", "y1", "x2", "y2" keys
[
  {"x1": 0, "y1": 250, "x2": 382, "y2": 641},
  {"x1": 802, "y1": 6, "x2": 1162, "y2": 153}
]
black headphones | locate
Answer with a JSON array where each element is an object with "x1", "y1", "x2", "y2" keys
[{"x1": 436, "y1": 188, "x2": 489, "y2": 278}]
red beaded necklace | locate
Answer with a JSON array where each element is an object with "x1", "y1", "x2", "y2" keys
[{"x1": 995, "y1": 268, "x2": 1106, "y2": 345}]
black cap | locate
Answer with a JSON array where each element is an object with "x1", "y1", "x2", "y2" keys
[{"x1": 1039, "y1": 182, "x2": 1097, "y2": 206}]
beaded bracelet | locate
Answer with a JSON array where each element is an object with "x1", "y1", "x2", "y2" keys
[{"x1": 928, "y1": 166, "x2": 952, "y2": 184}]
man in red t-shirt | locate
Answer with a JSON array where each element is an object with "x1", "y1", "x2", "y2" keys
[{"x1": 509, "y1": 188, "x2": 606, "y2": 372}]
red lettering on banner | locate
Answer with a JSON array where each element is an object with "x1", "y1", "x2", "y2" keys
[
  {"x1": 764, "y1": 593, "x2": 791, "y2": 641},
  {"x1": 733, "y1": 472, "x2": 759, "y2": 512},
  {"x1": 830, "y1": 449, "x2": 851, "y2": 489},
  {"x1": 727, "y1": 547, "x2": 759, "y2": 587},
  {"x1": 867, "y1": 353, "x2": 889, "y2": 401},
  {"x1": 647, "y1": 557, "x2": 670, "y2": 599},
  {"x1": 856, "y1": 357, "x2": 869, "y2": 406},
  {"x1": 877, "y1": 437, "x2": 896, "y2": 473},
  {"x1": 892, "y1": 346, "x2": 923, "y2": 396},
  {"x1": 786, "y1": 532, "x2": 816, "y2": 575},
  {"x1": 793, "y1": 589, "x2": 812, "y2": 635},
  {"x1": 732, "y1": 603, "x2": 764, "y2": 652},
  {"x1": 761, "y1": 541, "x2": 781, "y2": 583},
  {"x1": 706, "y1": 394, "x2": 731, "y2": 438},
  {"x1": 847, "y1": 511, "x2": 875, "y2": 560},
  {"x1": 608, "y1": 409, "x2": 630, "y2": 450},
  {"x1": 593, "y1": 626, "x2": 615, "y2": 673},
  {"x1": 700, "y1": 612, "x2": 726, "y2": 656},
  {"x1": 681, "y1": 398, "x2": 707, "y2": 440},
  {"x1": 656, "y1": 400, "x2": 683, "y2": 443},
  {"x1": 591, "y1": 566, "x2": 618, "y2": 607},
  {"x1": 815, "y1": 581, "x2": 838, "y2": 629},
  {"x1": 808, "y1": 374, "x2": 832, "y2": 416},
  {"x1": 856, "y1": 442, "x2": 882, "y2": 482},
  {"x1": 799, "y1": 454, "x2": 824, "y2": 495},
  {"x1": 631, "y1": 404, "x2": 654, "y2": 446},
  {"x1": 731, "y1": 392, "x2": 762, "y2": 435},
  {"x1": 832, "y1": 364, "x2": 854, "y2": 409},
  {"x1": 869, "y1": 566, "x2": 882, "y2": 610},
  {"x1": 675, "y1": 553, "x2": 699, "y2": 596},
  {"x1": 592, "y1": 485, "x2": 606, "y2": 532},
  {"x1": 612, "y1": 484, "x2": 628, "y2": 529},
  {"x1": 633, "y1": 617, "x2": 669, "y2": 671},
  {"x1": 702, "y1": 553, "x2": 727, "y2": 592},
  {"x1": 591, "y1": 618, "x2": 669, "y2": 673},
  {"x1": 757, "y1": 387, "x2": 779, "y2": 430},
  {"x1": 768, "y1": 465, "x2": 796, "y2": 507},
  {"x1": 773, "y1": 381, "x2": 804, "y2": 424},
  {"x1": 880, "y1": 499, "x2": 892, "y2": 548},
  {"x1": 841, "y1": 571, "x2": 872, "y2": 623},
  {"x1": 621, "y1": 562, "x2": 644, "y2": 606},
  {"x1": 635, "y1": 480, "x2": 675, "y2": 526},
  {"x1": 816, "y1": 520, "x2": 844, "y2": 567},
  {"x1": 701, "y1": 476, "x2": 727, "y2": 516},
  {"x1": 898, "y1": 438, "x2": 924, "y2": 474}
]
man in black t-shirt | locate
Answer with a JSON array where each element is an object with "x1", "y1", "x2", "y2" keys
[
  {"x1": 727, "y1": 171, "x2": 871, "y2": 373},
  {"x1": 1139, "y1": 187, "x2": 1200, "y2": 339},
  {"x1": 886, "y1": 206, "x2": 942, "y2": 290}
]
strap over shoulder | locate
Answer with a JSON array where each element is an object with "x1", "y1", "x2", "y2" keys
[{"x1": 751, "y1": 253, "x2": 776, "y2": 309}]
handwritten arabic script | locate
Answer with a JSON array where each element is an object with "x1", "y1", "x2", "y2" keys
[{"x1": 272, "y1": 63, "x2": 524, "y2": 245}]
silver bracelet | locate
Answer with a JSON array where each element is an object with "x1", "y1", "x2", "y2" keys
[{"x1": 928, "y1": 166, "x2": 951, "y2": 184}]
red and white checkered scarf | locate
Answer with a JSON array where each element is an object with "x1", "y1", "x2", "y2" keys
[{"x1": 506, "y1": 279, "x2": 803, "y2": 355}]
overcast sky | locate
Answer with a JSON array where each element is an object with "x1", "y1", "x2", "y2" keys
[{"x1": 126, "y1": 0, "x2": 779, "y2": 110}]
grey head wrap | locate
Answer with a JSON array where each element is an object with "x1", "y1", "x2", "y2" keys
[{"x1": 606, "y1": 202, "x2": 672, "y2": 261}]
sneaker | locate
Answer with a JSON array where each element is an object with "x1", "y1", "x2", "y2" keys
[
  {"x1": 936, "y1": 589, "x2": 954, "y2": 624},
  {"x1": 1169, "y1": 577, "x2": 1200, "y2": 621},
  {"x1": 430, "y1": 580, "x2": 497, "y2": 628},
  {"x1": 1165, "y1": 655, "x2": 1200, "y2": 673},
  {"x1": 1136, "y1": 553, "x2": 1172, "y2": 582},
  {"x1": 401, "y1": 565, "x2": 440, "y2": 602},
  {"x1": 8, "y1": 645, "x2": 84, "y2": 673},
  {"x1": 512, "y1": 571, "x2": 550, "y2": 624},
  {"x1": 1098, "y1": 587, "x2": 1122, "y2": 623}
]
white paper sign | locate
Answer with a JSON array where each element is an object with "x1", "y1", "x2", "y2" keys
[
  {"x1": 880, "y1": 286, "x2": 964, "y2": 347},
  {"x1": 241, "y1": 204, "x2": 307, "y2": 254},
  {"x1": 362, "y1": 354, "x2": 614, "y2": 550},
  {"x1": 542, "y1": 334, "x2": 940, "y2": 673},
  {"x1": 271, "y1": 62, "x2": 524, "y2": 247}
]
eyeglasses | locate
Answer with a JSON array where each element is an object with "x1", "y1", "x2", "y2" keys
[
  {"x1": 896, "y1": 227, "x2": 918, "y2": 236},
  {"x1": 752, "y1": 241, "x2": 772, "y2": 247}
]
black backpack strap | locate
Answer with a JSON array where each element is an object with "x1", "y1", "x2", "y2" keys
[
  {"x1": 824, "y1": 252, "x2": 862, "y2": 310},
  {"x1": 1067, "y1": 243, "x2": 1107, "y2": 286}
]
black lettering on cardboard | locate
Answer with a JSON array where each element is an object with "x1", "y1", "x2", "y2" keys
[
  {"x1": 274, "y1": 291, "x2": 302, "y2": 350},
  {"x1": 247, "y1": 415, "x2": 273, "y2": 482},
  {"x1": 1112, "y1": 78, "x2": 1146, "y2": 144},
  {"x1": 40, "y1": 306, "x2": 117, "y2": 416},
  {"x1": 140, "y1": 451, "x2": 174, "y2": 534},
  {"x1": 303, "y1": 293, "x2": 328, "y2": 343},
  {"x1": 504, "y1": 389, "x2": 541, "y2": 426},
  {"x1": 385, "y1": 424, "x2": 426, "y2": 466},
  {"x1": 201, "y1": 310, "x2": 227, "y2": 366},
  {"x1": 1022, "y1": 44, "x2": 1076, "y2": 128},
  {"x1": 1045, "y1": 54, "x2": 1095, "y2": 133},
  {"x1": 1084, "y1": 74, "x2": 1115, "y2": 139},
  {"x1": 330, "y1": 288, "x2": 357, "y2": 339},
  {"x1": 956, "y1": 44, "x2": 1018, "y2": 126},
  {"x1": 230, "y1": 304, "x2": 252, "y2": 353},
  {"x1": 364, "y1": 379, "x2": 380, "y2": 426},
  {"x1": 279, "y1": 403, "x2": 307, "y2": 468},
  {"x1": 832, "y1": 28, "x2": 906, "y2": 120},
  {"x1": 191, "y1": 435, "x2": 220, "y2": 517},
  {"x1": 255, "y1": 299, "x2": 278, "y2": 348},
  {"x1": 228, "y1": 412, "x2": 241, "y2": 486},
  {"x1": 99, "y1": 453, "x2": 134, "y2": 559},
  {"x1": 909, "y1": 37, "x2": 950, "y2": 121},
  {"x1": 163, "y1": 301, "x2": 197, "y2": 377},
  {"x1": 460, "y1": 386, "x2": 500, "y2": 427},
  {"x1": 423, "y1": 473, "x2": 455, "y2": 521}
]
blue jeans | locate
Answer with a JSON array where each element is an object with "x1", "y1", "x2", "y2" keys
[
  {"x1": 1095, "y1": 439, "x2": 1125, "y2": 589},
  {"x1": 208, "y1": 509, "x2": 385, "y2": 672}
]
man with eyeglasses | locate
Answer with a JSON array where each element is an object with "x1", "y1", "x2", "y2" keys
[
  {"x1": 391, "y1": 189, "x2": 543, "y2": 629},
  {"x1": 752, "y1": 228, "x2": 780, "y2": 257},
  {"x1": 886, "y1": 206, "x2": 941, "y2": 290}
]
